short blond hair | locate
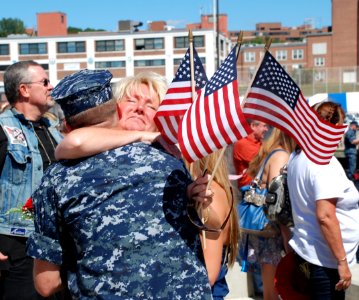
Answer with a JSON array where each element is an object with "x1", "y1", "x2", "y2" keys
[{"x1": 113, "y1": 72, "x2": 168, "y2": 104}]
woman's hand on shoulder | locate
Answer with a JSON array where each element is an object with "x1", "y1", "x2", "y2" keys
[{"x1": 187, "y1": 174, "x2": 214, "y2": 209}]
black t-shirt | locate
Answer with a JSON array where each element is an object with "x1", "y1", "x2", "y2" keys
[{"x1": 0, "y1": 119, "x2": 57, "y2": 172}]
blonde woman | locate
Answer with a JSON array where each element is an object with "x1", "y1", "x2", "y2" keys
[
  {"x1": 188, "y1": 151, "x2": 239, "y2": 299},
  {"x1": 55, "y1": 71, "x2": 168, "y2": 158},
  {"x1": 241, "y1": 128, "x2": 296, "y2": 300}
]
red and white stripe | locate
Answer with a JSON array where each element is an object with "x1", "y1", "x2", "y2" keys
[
  {"x1": 179, "y1": 79, "x2": 251, "y2": 162},
  {"x1": 154, "y1": 81, "x2": 194, "y2": 144},
  {"x1": 243, "y1": 87, "x2": 347, "y2": 165}
]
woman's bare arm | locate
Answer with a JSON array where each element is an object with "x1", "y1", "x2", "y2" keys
[
  {"x1": 55, "y1": 127, "x2": 160, "y2": 160},
  {"x1": 200, "y1": 181, "x2": 231, "y2": 286},
  {"x1": 316, "y1": 199, "x2": 352, "y2": 291}
]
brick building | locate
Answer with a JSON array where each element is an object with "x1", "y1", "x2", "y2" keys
[
  {"x1": 0, "y1": 0, "x2": 358, "y2": 98},
  {"x1": 0, "y1": 11, "x2": 230, "y2": 87}
]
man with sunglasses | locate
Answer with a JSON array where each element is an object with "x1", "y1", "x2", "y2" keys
[{"x1": 0, "y1": 61, "x2": 63, "y2": 299}]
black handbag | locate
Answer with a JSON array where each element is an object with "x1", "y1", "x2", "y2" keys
[{"x1": 265, "y1": 163, "x2": 294, "y2": 227}]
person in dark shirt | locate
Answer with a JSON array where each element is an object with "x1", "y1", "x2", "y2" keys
[
  {"x1": 344, "y1": 120, "x2": 359, "y2": 181},
  {"x1": 0, "y1": 61, "x2": 62, "y2": 300}
]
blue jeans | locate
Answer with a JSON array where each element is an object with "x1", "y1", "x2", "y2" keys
[
  {"x1": 308, "y1": 262, "x2": 345, "y2": 300},
  {"x1": 345, "y1": 151, "x2": 357, "y2": 180}
]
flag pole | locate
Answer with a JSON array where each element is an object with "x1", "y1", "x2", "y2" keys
[
  {"x1": 188, "y1": 30, "x2": 196, "y2": 176},
  {"x1": 189, "y1": 30, "x2": 196, "y2": 103},
  {"x1": 240, "y1": 37, "x2": 272, "y2": 109},
  {"x1": 189, "y1": 29, "x2": 208, "y2": 248},
  {"x1": 206, "y1": 32, "x2": 244, "y2": 190},
  {"x1": 264, "y1": 37, "x2": 272, "y2": 51},
  {"x1": 236, "y1": 30, "x2": 244, "y2": 57}
]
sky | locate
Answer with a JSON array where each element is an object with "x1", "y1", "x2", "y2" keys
[{"x1": 1, "y1": 0, "x2": 332, "y2": 32}]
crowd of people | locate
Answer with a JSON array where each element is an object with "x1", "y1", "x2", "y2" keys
[{"x1": 0, "y1": 60, "x2": 358, "y2": 300}]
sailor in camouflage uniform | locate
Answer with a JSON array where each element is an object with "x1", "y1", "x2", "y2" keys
[{"x1": 27, "y1": 69, "x2": 212, "y2": 299}]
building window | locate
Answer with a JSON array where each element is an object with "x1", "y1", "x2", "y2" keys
[
  {"x1": 174, "y1": 36, "x2": 205, "y2": 48},
  {"x1": 174, "y1": 57, "x2": 206, "y2": 65},
  {"x1": 63, "y1": 63, "x2": 81, "y2": 71},
  {"x1": 57, "y1": 41, "x2": 85, "y2": 53},
  {"x1": 244, "y1": 52, "x2": 255, "y2": 63},
  {"x1": 0, "y1": 65, "x2": 10, "y2": 71},
  {"x1": 312, "y1": 43, "x2": 327, "y2": 55},
  {"x1": 134, "y1": 38, "x2": 164, "y2": 50},
  {"x1": 134, "y1": 59, "x2": 165, "y2": 67},
  {"x1": 276, "y1": 50, "x2": 287, "y2": 61},
  {"x1": 314, "y1": 70, "x2": 326, "y2": 81},
  {"x1": 292, "y1": 49, "x2": 304, "y2": 60},
  {"x1": 19, "y1": 43, "x2": 47, "y2": 55},
  {"x1": 95, "y1": 61, "x2": 126, "y2": 69},
  {"x1": 314, "y1": 57, "x2": 325, "y2": 67},
  {"x1": 0, "y1": 44, "x2": 9, "y2": 55},
  {"x1": 292, "y1": 64, "x2": 303, "y2": 69},
  {"x1": 95, "y1": 40, "x2": 124, "y2": 52}
]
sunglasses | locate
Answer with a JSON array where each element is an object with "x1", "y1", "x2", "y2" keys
[
  {"x1": 22, "y1": 78, "x2": 50, "y2": 87},
  {"x1": 187, "y1": 186, "x2": 234, "y2": 232}
]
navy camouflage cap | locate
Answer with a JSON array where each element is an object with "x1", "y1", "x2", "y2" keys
[{"x1": 52, "y1": 69, "x2": 113, "y2": 118}]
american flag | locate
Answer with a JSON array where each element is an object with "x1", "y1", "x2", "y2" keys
[
  {"x1": 178, "y1": 45, "x2": 251, "y2": 163},
  {"x1": 243, "y1": 51, "x2": 346, "y2": 165},
  {"x1": 154, "y1": 47, "x2": 207, "y2": 144}
]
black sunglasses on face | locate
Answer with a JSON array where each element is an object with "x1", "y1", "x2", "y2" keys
[
  {"x1": 187, "y1": 186, "x2": 234, "y2": 233},
  {"x1": 22, "y1": 78, "x2": 50, "y2": 87}
]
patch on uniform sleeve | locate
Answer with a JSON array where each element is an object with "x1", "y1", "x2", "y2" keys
[{"x1": 3, "y1": 126, "x2": 27, "y2": 147}]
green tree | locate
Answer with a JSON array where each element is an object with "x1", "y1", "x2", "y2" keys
[
  {"x1": 68, "y1": 26, "x2": 105, "y2": 34},
  {"x1": 83, "y1": 27, "x2": 105, "y2": 32},
  {"x1": 67, "y1": 26, "x2": 83, "y2": 34},
  {"x1": 0, "y1": 18, "x2": 26, "y2": 37}
]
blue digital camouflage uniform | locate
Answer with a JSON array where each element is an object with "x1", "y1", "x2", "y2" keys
[{"x1": 27, "y1": 142, "x2": 212, "y2": 299}]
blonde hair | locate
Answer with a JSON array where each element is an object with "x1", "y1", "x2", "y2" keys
[
  {"x1": 247, "y1": 128, "x2": 297, "y2": 177},
  {"x1": 189, "y1": 151, "x2": 239, "y2": 267},
  {"x1": 113, "y1": 71, "x2": 168, "y2": 104}
]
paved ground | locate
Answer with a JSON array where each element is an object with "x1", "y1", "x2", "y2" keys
[{"x1": 225, "y1": 262, "x2": 359, "y2": 300}]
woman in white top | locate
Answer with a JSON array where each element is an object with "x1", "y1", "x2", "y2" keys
[{"x1": 287, "y1": 101, "x2": 359, "y2": 299}]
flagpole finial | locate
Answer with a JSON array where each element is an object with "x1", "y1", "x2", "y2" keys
[
  {"x1": 264, "y1": 38, "x2": 272, "y2": 51},
  {"x1": 235, "y1": 31, "x2": 244, "y2": 61},
  {"x1": 188, "y1": 29, "x2": 193, "y2": 42},
  {"x1": 237, "y1": 31, "x2": 243, "y2": 46}
]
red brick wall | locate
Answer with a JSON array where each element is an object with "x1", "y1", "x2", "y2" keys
[
  {"x1": 37, "y1": 12, "x2": 67, "y2": 37},
  {"x1": 332, "y1": 0, "x2": 359, "y2": 67}
]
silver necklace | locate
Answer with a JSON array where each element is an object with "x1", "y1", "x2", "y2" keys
[{"x1": 34, "y1": 126, "x2": 56, "y2": 166}]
